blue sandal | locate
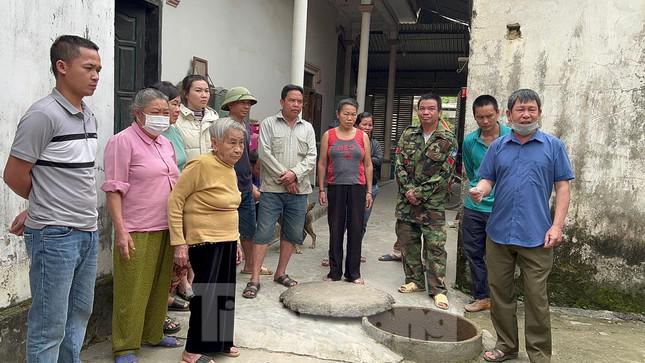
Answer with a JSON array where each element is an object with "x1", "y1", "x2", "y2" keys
[
  {"x1": 115, "y1": 353, "x2": 137, "y2": 363},
  {"x1": 154, "y1": 335, "x2": 184, "y2": 348}
]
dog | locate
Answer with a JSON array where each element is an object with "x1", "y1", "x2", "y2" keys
[
  {"x1": 276, "y1": 202, "x2": 316, "y2": 254},
  {"x1": 303, "y1": 201, "x2": 317, "y2": 249}
]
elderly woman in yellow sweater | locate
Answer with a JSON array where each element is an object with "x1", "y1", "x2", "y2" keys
[{"x1": 168, "y1": 118, "x2": 245, "y2": 363}]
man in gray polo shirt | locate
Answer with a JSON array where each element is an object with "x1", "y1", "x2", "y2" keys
[{"x1": 3, "y1": 35, "x2": 102, "y2": 363}]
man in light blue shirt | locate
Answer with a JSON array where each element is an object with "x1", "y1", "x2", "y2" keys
[
  {"x1": 470, "y1": 89, "x2": 574, "y2": 363},
  {"x1": 461, "y1": 95, "x2": 511, "y2": 313}
]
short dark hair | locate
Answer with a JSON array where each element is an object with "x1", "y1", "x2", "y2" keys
[
  {"x1": 249, "y1": 150, "x2": 259, "y2": 164},
  {"x1": 281, "y1": 84, "x2": 304, "y2": 100},
  {"x1": 179, "y1": 75, "x2": 209, "y2": 104},
  {"x1": 150, "y1": 81, "x2": 179, "y2": 100},
  {"x1": 417, "y1": 93, "x2": 442, "y2": 111},
  {"x1": 336, "y1": 98, "x2": 359, "y2": 113},
  {"x1": 50, "y1": 35, "x2": 99, "y2": 78},
  {"x1": 507, "y1": 89, "x2": 542, "y2": 111},
  {"x1": 472, "y1": 95, "x2": 499, "y2": 114},
  {"x1": 355, "y1": 112, "x2": 373, "y2": 127}
]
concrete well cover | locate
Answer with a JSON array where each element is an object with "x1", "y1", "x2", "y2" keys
[{"x1": 279, "y1": 281, "x2": 395, "y2": 317}]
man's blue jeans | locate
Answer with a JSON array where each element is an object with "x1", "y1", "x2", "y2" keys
[{"x1": 23, "y1": 226, "x2": 99, "y2": 363}]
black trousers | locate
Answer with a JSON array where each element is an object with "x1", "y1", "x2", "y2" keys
[
  {"x1": 186, "y1": 242, "x2": 237, "y2": 354},
  {"x1": 327, "y1": 184, "x2": 366, "y2": 281}
]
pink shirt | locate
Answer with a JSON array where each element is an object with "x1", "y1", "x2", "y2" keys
[{"x1": 102, "y1": 123, "x2": 179, "y2": 232}]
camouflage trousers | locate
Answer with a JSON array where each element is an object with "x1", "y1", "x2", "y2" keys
[{"x1": 395, "y1": 213, "x2": 447, "y2": 296}]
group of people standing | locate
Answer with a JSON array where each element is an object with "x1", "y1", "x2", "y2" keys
[
  {"x1": 391, "y1": 89, "x2": 573, "y2": 363},
  {"x1": 102, "y1": 78, "x2": 323, "y2": 363},
  {"x1": 466, "y1": 90, "x2": 574, "y2": 363},
  {"x1": 4, "y1": 34, "x2": 574, "y2": 363},
  {"x1": 5, "y1": 34, "x2": 380, "y2": 363}
]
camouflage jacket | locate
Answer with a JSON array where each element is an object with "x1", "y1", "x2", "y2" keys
[{"x1": 395, "y1": 120, "x2": 457, "y2": 223}]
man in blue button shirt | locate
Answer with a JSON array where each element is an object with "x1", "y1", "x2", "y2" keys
[
  {"x1": 470, "y1": 89, "x2": 574, "y2": 363},
  {"x1": 461, "y1": 95, "x2": 511, "y2": 313}
]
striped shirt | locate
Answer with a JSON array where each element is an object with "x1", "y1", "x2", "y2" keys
[
  {"x1": 10, "y1": 88, "x2": 98, "y2": 231},
  {"x1": 258, "y1": 112, "x2": 317, "y2": 194}
]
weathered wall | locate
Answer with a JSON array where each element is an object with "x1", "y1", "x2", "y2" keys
[
  {"x1": 467, "y1": 0, "x2": 645, "y2": 313},
  {"x1": 0, "y1": 1, "x2": 115, "y2": 359},
  {"x1": 0, "y1": 0, "x2": 115, "y2": 309},
  {"x1": 161, "y1": 0, "x2": 293, "y2": 118}
]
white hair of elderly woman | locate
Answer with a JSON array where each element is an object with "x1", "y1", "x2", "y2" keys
[{"x1": 209, "y1": 118, "x2": 247, "y2": 140}]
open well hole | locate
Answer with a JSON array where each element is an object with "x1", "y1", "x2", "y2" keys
[{"x1": 367, "y1": 306, "x2": 478, "y2": 342}]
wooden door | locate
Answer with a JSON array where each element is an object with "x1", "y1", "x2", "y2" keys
[{"x1": 114, "y1": 0, "x2": 160, "y2": 133}]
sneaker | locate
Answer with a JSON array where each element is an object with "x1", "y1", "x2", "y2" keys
[{"x1": 464, "y1": 298, "x2": 491, "y2": 312}]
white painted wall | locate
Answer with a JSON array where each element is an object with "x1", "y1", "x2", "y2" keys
[
  {"x1": 305, "y1": 0, "x2": 339, "y2": 129},
  {"x1": 467, "y1": 0, "x2": 645, "y2": 290},
  {"x1": 0, "y1": 0, "x2": 115, "y2": 308},
  {"x1": 161, "y1": 0, "x2": 294, "y2": 120}
]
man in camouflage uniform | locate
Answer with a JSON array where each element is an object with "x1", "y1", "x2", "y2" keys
[{"x1": 395, "y1": 93, "x2": 457, "y2": 309}]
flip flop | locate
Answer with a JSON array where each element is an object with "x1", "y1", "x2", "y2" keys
[
  {"x1": 176, "y1": 287, "x2": 194, "y2": 301},
  {"x1": 240, "y1": 266, "x2": 273, "y2": 275},
  {"x1": 168, "y1": 296, "x2": 189, "y2": 311},
  {"x1": 378, "y1": 254, "x2": 401, "y2": 262},
  {"x1": 218, "y1": 346, "x2": 240, "y2": 358},
  {"x1": 483, "y1": 348, "x2": 518, "y2": 362},
  {"x1": 153, "y1": 336, "x2": 184, "y2": 348},
  {"x1": 274, "y1": 274, "x2": 298, "y2": 287},
  {"x1": 180, "y1": 354, "x2": 214, "y2": 363},
  {"x1": 434, "y1": 293, "x2": 449, "y2": 310},
  {"x1": 115, "y1": 353, "x2": 138, "y2": 363}
]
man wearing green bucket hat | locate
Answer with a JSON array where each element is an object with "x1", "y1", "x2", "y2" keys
[{"x1": 220, "y1": 87, "x2": 272, "y2": 277}]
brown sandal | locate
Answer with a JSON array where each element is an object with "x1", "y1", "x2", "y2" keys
[
  {"x1": 274, "y1": 274, "x2": 298, "y2": 287},
  {"x1": 483, "y1": 348, "x2": 518, "y2": 362},
  {"x1": 242, "y1": 282, "x2": 260, "y2": 299}
]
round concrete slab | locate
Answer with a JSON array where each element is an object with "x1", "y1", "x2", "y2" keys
[{"x1": 279, "y1": 281, "x2": 395, "y2": 317}]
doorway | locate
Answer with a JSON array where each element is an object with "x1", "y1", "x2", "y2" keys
[{"x1": 114, "y1": 0, "x2": 161, "y2": 133}]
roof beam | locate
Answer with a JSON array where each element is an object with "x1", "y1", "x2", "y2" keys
[{"x1": 358, "y1": 50, "x2": 467, "y2": 54}]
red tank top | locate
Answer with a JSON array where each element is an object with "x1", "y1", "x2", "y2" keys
[{"x1": 326, "y1": 128, "x2": 366, "y2": 185}]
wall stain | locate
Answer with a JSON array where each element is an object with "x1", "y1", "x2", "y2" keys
[
  {"x1": 465, "y1": 0, "x2": 645, "y2": 316},
  {"x1": 535, "y1": 50, "x2": 548, "y2": 95},
  {"x1": 551, "y1": 224, "x2": 645, "y2": 314},
  {"x1": 506, "y1": 50, "x2": 522, "y2": 93}
]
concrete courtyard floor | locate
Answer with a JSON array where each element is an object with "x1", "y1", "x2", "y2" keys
[{"x1": 82, "y1": 182, "x2": 645, "y2": 363}]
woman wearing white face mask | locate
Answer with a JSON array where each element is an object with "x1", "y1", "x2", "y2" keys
[{"x1": 102, "y1": 88, "x2": 183, "y2": 362}]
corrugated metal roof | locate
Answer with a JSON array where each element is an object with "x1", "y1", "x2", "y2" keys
[{"x1": 355, "y1": 25, "x2": 469, "y2": 72}]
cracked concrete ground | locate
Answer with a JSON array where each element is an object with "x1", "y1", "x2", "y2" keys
[{"x1": 81, "y1": 182, "x2": 645, "y2": 363}]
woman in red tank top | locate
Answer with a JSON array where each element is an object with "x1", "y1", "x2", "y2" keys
[{"x1": 317, "y1": 99, "x2": 373, "y2": 284}]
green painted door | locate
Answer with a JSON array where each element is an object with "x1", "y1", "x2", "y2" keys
[{"x1": 114, "y1": 0, "x2": 146, "y2": 133}]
